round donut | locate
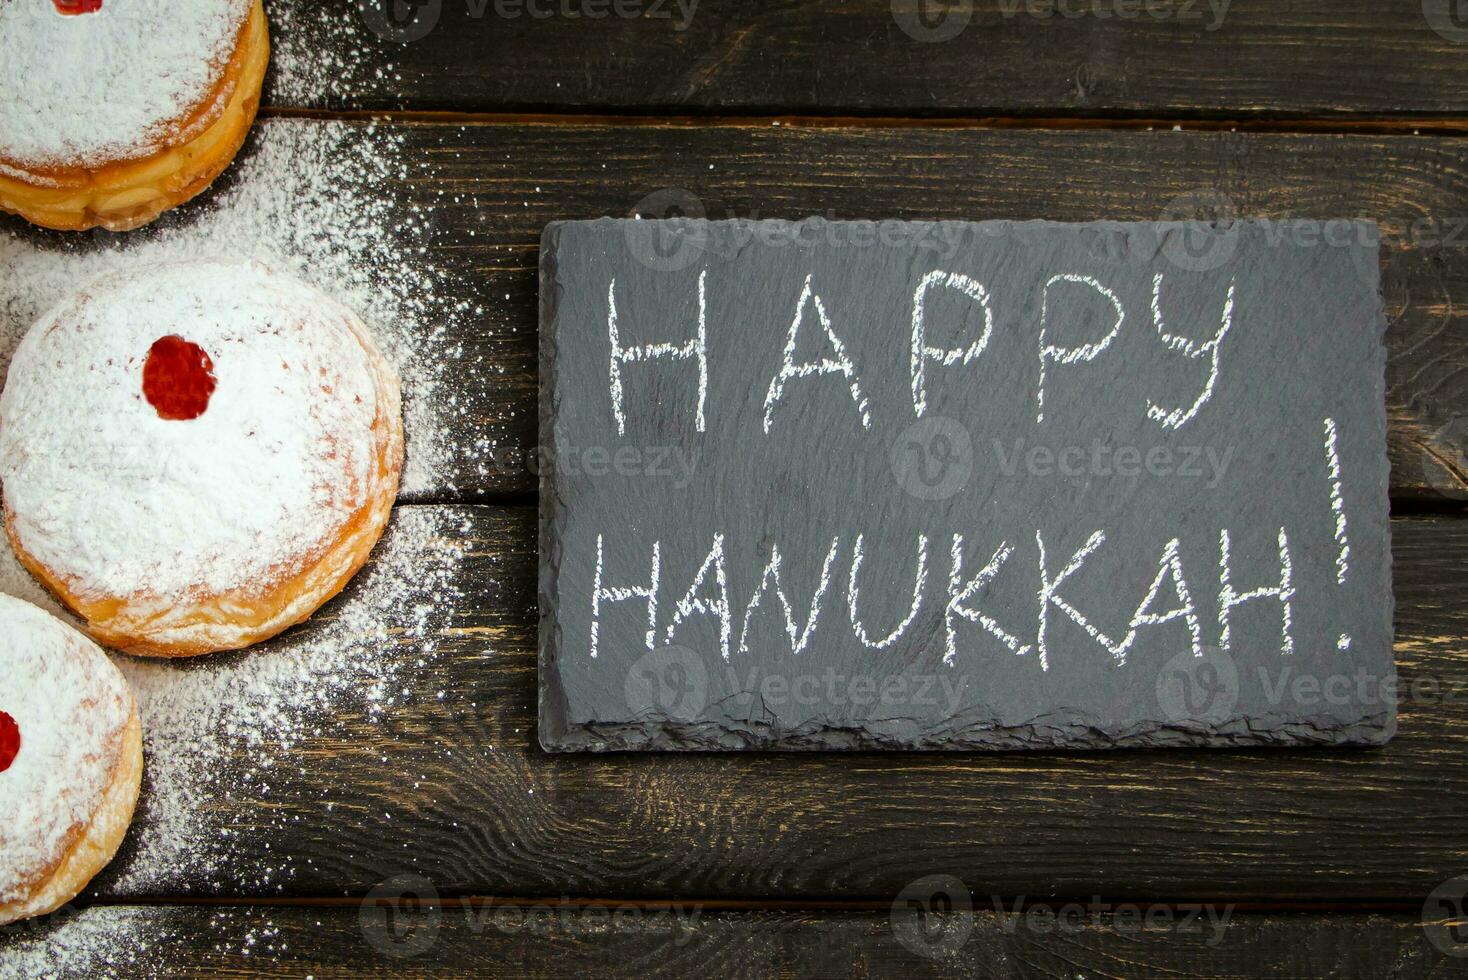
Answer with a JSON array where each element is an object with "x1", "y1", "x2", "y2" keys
[
  {"x1": 0, "y1": 593, "x2": 142, "y2": 926},
  {"x1": 0, "y1": 0, "x2": 268, "y2": 232},
  {"x1": 0, "y1": 259, "x2": 405, "y2": 657}
]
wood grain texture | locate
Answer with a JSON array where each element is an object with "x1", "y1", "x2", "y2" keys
[
  {"x1": 382, "y1": 121, "x2": 1468, "y2": 501},
  {"x1": 67, "y1": 506, "x2": 1468, "y2": 904},
  {"x1": 3, "y1": 904, "x2": 1463, "y2": 979},
  {"x1": 265, "y1": 0, "x2": 1468, "y2": 119},
  {"x1": 0, "y1": 5, "x2": 1461, "y2": 971}
]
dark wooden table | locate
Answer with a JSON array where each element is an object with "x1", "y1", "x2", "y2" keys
[{"x1": 3, "y1": 1, "x2": 1468, "y2": 976}]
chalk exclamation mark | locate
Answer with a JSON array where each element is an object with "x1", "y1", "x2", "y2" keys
[{"x1": 1323, "y1": 417, "x2": 1352, "y2": 651}]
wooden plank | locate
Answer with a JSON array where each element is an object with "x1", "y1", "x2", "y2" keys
[
  {"x1": 265, "y1": 0, "x2": 1468, "y2": 119},
  {"x1": 2, "y1": 904, "x2": 1462, "y2": 979},
  {"x1": 76, "y1": 506, "x2": 1468, "y2": 903},
  {"x1": 381, "y1": 121, "x2": 1468, "y2": 501}
]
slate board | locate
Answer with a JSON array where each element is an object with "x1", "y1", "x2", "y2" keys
[{"x1": 538, "y1": 218, "x2": 1394, "y2": 752}]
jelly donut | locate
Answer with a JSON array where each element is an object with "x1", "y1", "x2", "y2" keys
[
  {"x1": 0, "y1": 594, "x2": 142, "y2": 926},
  {"x1": 0, "y1": 260, "x2": 405, "y2": 657},
  {"x1": 0, "y1": 0, "x2": 268, "y2": 232}
]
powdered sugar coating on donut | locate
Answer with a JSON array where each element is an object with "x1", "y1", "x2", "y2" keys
[
  {"x1": 0, "y1": 594, "x2": 131, "y2": 904},
  {"x1": 0, "y1": 259, "x2": 388, "y2": 605},
  {"x1": 0, "y1": 0, "x2": 251, "y2": 169}
]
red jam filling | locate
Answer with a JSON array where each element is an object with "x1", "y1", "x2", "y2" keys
[
  {"x1": 0, "y1": 711, "x2": 19, "y2": 773},
  {"x1": 143, "y1": 335, "x2": 217, "y2": 421},
  {"x1": 53, "y1": 0, "x2": 103, "y2": 14}
]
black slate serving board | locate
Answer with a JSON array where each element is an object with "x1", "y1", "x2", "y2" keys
[{"x1": 539, "y1": 218, "x2": 1393, "y2": 752}]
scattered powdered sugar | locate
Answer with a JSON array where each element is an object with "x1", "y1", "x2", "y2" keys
[
  {"x1": 0, "y1": 905, "x2": 309, "y2": 978},
  {"x1": 110, "y1": 507, "x2": 471, "y2": 893},
  {"x1": 0, "y1": 111, "x2": 486, "y2": 902},
  {"x1": 267, "y1": 0, "x2": 403, "y2": 109},
  {"x1": 0, "y1": 0, "x2": 251, "y2": 168},
  {"x1": 0, "y1": 596, "x2": 130, "y2": 907},
  {"x1": 0, "y1": 905, "x2": 183, "y2": 978},
  {"x1": 0, "y1": 117, "x2": 474, "y2": 495},
  {"x1": 1, "y1": 260, "x2": 388, "y2": 603},
  {"x1": 0, "y1": 506, "x2": 472, "y2": 896}
]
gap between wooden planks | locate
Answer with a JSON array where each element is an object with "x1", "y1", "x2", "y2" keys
[
  {"x1": 1, "y1": 902, "x2": 1457, "y2": 978},
  {"x1": 262, "y1": 106, "x2": 1468, "y2": 137}
]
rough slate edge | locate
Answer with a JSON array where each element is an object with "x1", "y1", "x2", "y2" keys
[
  {"x1": 537, "y1": 218, "x2": 1396, "y2": 754},
  {"x1": 540, "y1": 221, "x2": 571, "y2": 750}
]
